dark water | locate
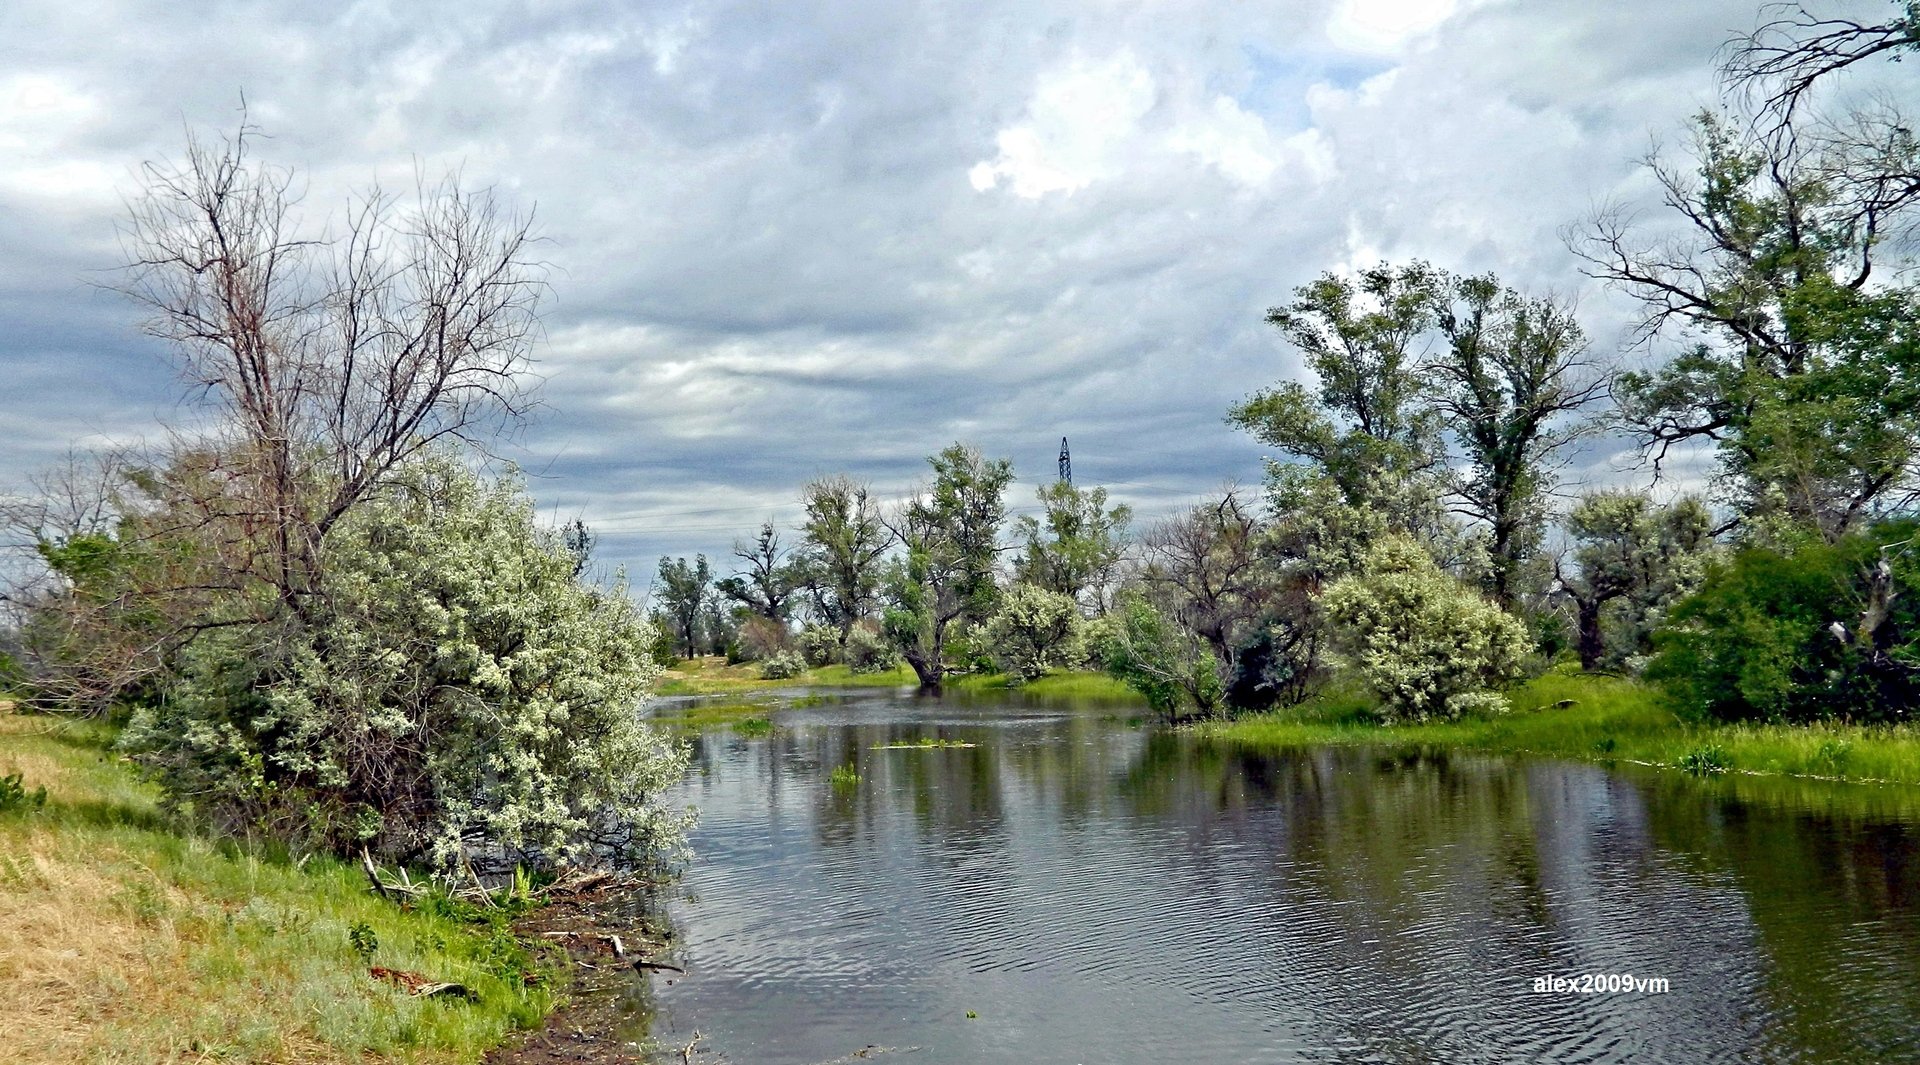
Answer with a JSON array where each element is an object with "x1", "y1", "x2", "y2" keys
[{"x1": 636, "y1": 689, "x2": 1920, "y2": 1064}]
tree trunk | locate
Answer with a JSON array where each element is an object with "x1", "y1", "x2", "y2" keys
[{"x1": 1576, "y1": 595, "x2": 1605, "y2": 671}]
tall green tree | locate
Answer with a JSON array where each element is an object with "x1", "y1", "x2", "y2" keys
[
  {"x1": 655, "y1": 554, "x2": 713, "y2": 658},
  {"x1": 1229, "y1": 264, "x2": 1444, "y2": 501},
  {"x1": 797, "y1": 476, "x2": 894, "y2": 650},
  {"x1": 1012, "y1": 480, "x2": 1132, "y2": 613},
  {"x1": 1429, "y1": 275, "x2": 1606, "y2": 606},
  {"x1": 883, "y1": 444, "x2": 1013, "y2": 690},
  {"x1": 1576, "y1": 113, "x2": 1920, "y2": 539}
]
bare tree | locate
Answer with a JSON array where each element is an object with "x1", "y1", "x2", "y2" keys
[
  {"x1": 1138, "y1": 489, "x2": 1269, "y2": 670},
  {"x1": 718, "y1": 521, "x2": 802, "y2": 620},
  {"x1": 117, "y1": 113, "x2": 545, "y2": 616},
  {"x1": 1725, "y1": 2, "x2": 1920, "y2": 126}
]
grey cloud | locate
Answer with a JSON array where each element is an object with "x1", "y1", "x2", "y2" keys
[{"x1": 0, "y1": 0, "x2": 1789, "y2": 575}]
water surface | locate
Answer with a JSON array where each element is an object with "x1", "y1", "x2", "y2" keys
[{"x1": 638, "y1": 688, "x2": 1920, "y2": 1063}]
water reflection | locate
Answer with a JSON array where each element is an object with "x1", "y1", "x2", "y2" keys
[{"x1": 643, "y1": 689, "x2": 1920, "y2": 1064}]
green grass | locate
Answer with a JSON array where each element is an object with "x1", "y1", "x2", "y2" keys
[
  {"x1": 0, "y1": 707, "x2": 560, "y2": 1064},
  {"x1": 1202, "y1": 672, "x2": 1920, "y2": 787},
  {"x1": 945, "y1": 670, "x2": 1141, "y2": 702},
  {"x1": 653, "y1": 656, "x2": 915, "y2": 696}
]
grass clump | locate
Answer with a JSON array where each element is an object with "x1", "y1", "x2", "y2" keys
[
  {"x1": 1203, "y1": 672, "x2": 1920, "y2": 786},
  {"x1": 828, "y1": 765, "x2": 861, "y2": 789},
  {"x1": 0, "y1": 706, "x2": 559, "y2": 1064}
]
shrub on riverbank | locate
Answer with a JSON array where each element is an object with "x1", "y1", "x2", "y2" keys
[
  {"x1": 1321, "y1": 536, "x2": 1530, "y2": 721},
  {"x1": 1648, "y1": 521, "x2": 1920, "y2": 724},
  {"x1": 117, "y1": 457, "x2": 691, "y2": 873}
]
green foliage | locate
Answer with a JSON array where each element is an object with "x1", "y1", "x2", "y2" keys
[
  {"x1": 844, "y1": 623, "x2": 901, "y2": 674},
  {"x1": 1012, "y1": 480, "x2": 1132, "y2": 612},
  {"x1": 1560, "y1": 490, "x2": 1715, "y2": 670},
  {"x1": 883, "y1": 443, "x2": 1014, "y2": 687},
  {"x1": 828, "y1": 764, "x2": 860, "y2": 789},
  {"x1": 1594, "y1": 113, "x2": 1920, "y2": 537},
  {"x1": 122, "y1": 455, "x2": 692, "y2": 872},
  {"x1": 1091, "y1": 592, "x2": 1226, "y2": 720},
  {"x1": 797, "y1": 623, "x2": 841, "y2": 666},
  {"x1": 347, "y1": 920, "x2": 378, "y2": 960},
  {"x1": 1647, "y1": 521, "x2": 1919, "y2": 723},
  {"x1": 0, "y1": 770, "x2": 48, "y2": 814},
  {"x1": 982, "y1": 583, "x2": 1087, "y2": 682},
  {"x1": 797, "y1": 475, "x2": 893, "y2": 647},
  {"x1": 656, "y1": 554, "x2": 715, "y2": 658},
  {"x1": 1679, "y1": 744, "x2": 1731, "y2": 776},
  {"x1": 1427, "y1": 274, "x2": 1600, "y2": 605},
  {"x1": 1229, "y1": 263, "x2": 1445, "y2": 514},
  {"x1": 1321, "y1": 535, "x2": 1530, "y2": 721},
  {"x1": 758, "y1": 650, "x2": 807, "y2": 680}
]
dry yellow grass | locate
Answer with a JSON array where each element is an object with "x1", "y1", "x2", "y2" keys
[{"x1": 0, "y1": 707, "x2": 554, "y2": 1064}]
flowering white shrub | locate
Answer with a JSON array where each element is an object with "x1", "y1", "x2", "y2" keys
[
  {"x1": 1320, "y1": 535, "x2": 1529, "y2": 721},
  {"x1": 983, "y1": 583, "x2": 1086, "y2": 682},
  {"x1": 124, "y1": 455, "x2": 691, "y2": 873}
]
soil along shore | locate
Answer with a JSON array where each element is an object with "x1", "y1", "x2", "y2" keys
[
  {"x1": 1202, "y1": 672, "x2": 1920, "y2": 788},
  {"x1": 0, "y1": 704, "x2": 589, "y2": 1064}
]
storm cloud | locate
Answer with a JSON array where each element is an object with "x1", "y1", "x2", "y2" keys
[{"x1": 0, "y1": 0, "x2": 1864, "y2": 579}]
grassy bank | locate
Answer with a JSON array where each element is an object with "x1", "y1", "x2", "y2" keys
[
  {"x1": 652, "y1": 656, "x2": 919, "y2": 695},
  {"x1": 0, "y1": 707, "x2": 559, "y2": 1064},
  {"x1": 1202, "y1": 673, "x2": 1920, "y2": 786},
  {"x1": 655, "y1": 656, "x2": 1139, "y2": 702}
]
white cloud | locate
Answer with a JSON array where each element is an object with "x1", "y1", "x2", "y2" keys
[
  {"x1": 1326, "y1": 0, "x2": 1461, "y2": 54},
  {"x1": 969, "y1": 51, "x2": 1157, "y2": 197}
]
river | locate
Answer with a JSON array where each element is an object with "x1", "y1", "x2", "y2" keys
[{"x1": 627, "y1": 687, "x2": 1920, "y2": 1063}]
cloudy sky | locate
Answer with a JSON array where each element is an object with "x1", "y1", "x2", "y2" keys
[{"x1": 0, "y1": 0, "x2": 1893, "y2": 581}]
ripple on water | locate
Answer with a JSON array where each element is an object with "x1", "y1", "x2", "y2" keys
[{"x1": 645, "y1": 697, "x2": 1920, "y2": 1065}]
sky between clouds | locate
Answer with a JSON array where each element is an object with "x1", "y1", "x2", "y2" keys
[{"x1": 0, "y1": 0, "x2": 1902, "y2": 582}]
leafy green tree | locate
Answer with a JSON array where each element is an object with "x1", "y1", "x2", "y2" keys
[
  {"x1": 982, "y1": 583, "x2": 1086, "y2": 682},
  {"x1": 1091, "y1": 591, "x2": 1227, "y2": 721},
  {"x1": 1577, "y1": 114, "x2": 1920, "y2": 538},
  {"x1": 655, "y1": 554, "x2": 713, "y2": 658},
  {"x1": 1429, "y1": 275, "x2": 1605, "y2": 606},
  {"x1": 797, "y1": 476, "x2": 894, "y2": 651},
  {"x1": 1321, "y1": 535, "x2": 1530, "y2": 721},
  {"x1": 122, "y1": 455, "x2": 691, "y2": 871},
  {"x1": 1555, "y1": 491, "x2": 1715, "y2": 671},
  {"x1": 882, "y1": 444, "x2": 1013, "y2": 690},
  {"x1": 1229, "y1": 263, "x2": 1449, "y2": 529},
  {"x1": 1648, "y1": 521, "x2": 1919, "y2": 723},
  {"x1": 1012, "y1": 480, "x2": 1132, "y2": 613}
]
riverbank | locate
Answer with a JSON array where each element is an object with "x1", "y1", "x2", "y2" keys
[
  {"x1": 655, "y1": 656, "x2": 1137, "y2": 701},
  {"x1": 0, "y1": 705, "x2": 567, "y2": 1064},
  {"x1": 1201, "y1": 672, "x2": 1920, "y2": 787}
]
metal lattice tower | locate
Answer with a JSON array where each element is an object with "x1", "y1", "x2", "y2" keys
[{"x1": 1058, "y1": 437, "x2": 1072, "y2": 486}]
